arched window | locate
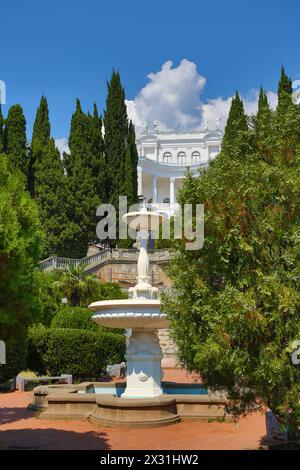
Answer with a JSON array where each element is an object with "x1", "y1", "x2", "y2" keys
[
  {"x1": 191, "y1": 151, "x2": 200, "y2": 163},
  {"x1": 163, "y1": 152, "x2": 172, "y2": 163},
  {"x1": 163, "y1": 197, "x2": 170, "y2": 203},
  {"x1": 177, "y1": 151, "x2": 186, "y2": 165}
]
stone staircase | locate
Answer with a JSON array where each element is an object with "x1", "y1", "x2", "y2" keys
[{"x1": 39, "y1": 248, "x2": 172, "y2": 273}]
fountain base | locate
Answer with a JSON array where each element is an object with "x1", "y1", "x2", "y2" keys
[
  {"x1": 30, "y1": 381, "x2": 229, "y2": 427},
  {"x1": 91, "y1": 395, "x2": 180, "y2": 427}
]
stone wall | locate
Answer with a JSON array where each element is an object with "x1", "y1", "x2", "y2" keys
[
  {"x1": 157, "y1": 329, "x2": 178, "y2": 368},
  {"x1": 95, "y1": 260, "x2": 171, "y2": 288}
]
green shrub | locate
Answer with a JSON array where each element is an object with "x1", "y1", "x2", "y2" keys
[
  {"x1": 27, "y1": 325, "x2": 51, "y2": 375},
  {"x1": 50, "y1": 307, "x2": 97, "y2": 331},
  {"x1": 27, "y1": 326, "x2": 125, "y2": 379},
  {"x1": 95, "y1": 283, "x2": 127, "y2": 301}
]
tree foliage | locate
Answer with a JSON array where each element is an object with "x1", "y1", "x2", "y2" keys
[
  {"x1": 0, "y1": 155, "x2": 43, "y2": 380},
  {"x1": 28, "y1": 95, "x2": 51, "y2": 195},
  {"x1": 162, "y1": 68, "x2": 300, "y2": 435},
  {"x1": 3, "y1": 104, "x2": 28, "y2": 177},
  {"x1": 66, "y1": 99, "x2": 103, "y2": 257},
  {"x1": 104, "y1": 72, "x2": 138, "y2": 247},
  {"x1": 52, "y1": 263, "x2": 126, "y2": 307}
]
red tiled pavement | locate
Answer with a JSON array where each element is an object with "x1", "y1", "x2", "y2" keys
[{"x1": 0, "y1": 369, "x2": 267, "y2": 450}]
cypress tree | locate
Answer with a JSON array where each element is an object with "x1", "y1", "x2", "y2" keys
[
  {"x1": 66, "y1": 98, "x2": 101, "y2": 258},
  {"x1": 276, "y1": 67, "x2": 300, "y2": 161},
  {"x1": 222, "y1": 92, "x2": 248, "y2": 151},
  {"x1": 35, "y1": 138, "x2": 68, "y2": 257},
  {"x1": 32, "y1": 96, "x2": 50, "y2": 148},
  {"x1": 104, "y1": 70, "x2": 128, "y2": 208},
  {"x1": 121, "y1": 120, "x2": 138, "y2": 209},
  {"x1": 3, "y1": 104, "x2": 28, "y2": 175},
  {"x1": 127, "y1": 120, "x2": 138, "y2": 205},
  {"x1": 277, "y1": 65, "x2": 293, "y2": 112},
  {"x1": 252, "y1": 87, "x2": 273, "y2": 159},
  {"x1": 122, "y1": 143, "x2": 135, "y2": 208},
  {"x1": 29, "y1": 96, "x2": 51, "y2": 195},
  {"x1": 89, "y1": 103, "x2": 106, "y2": 202}
]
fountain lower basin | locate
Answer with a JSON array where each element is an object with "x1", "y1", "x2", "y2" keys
[{"x1": 80, "y1": 382, "x2": 208, "y2": 396}]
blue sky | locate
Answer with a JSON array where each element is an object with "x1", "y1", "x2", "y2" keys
[{"x1": 1, "y1": 0, "x2": 300, "y2": 143}]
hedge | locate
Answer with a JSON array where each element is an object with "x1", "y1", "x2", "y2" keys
[
  {"x1": 50, "y1": 307, "x2": 98, "y2": 331},
  {"x1": 27, "y1": 325, "x2": 125, "y2": 379}
]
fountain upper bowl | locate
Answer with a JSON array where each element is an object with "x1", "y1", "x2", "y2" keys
[
  {"x1": 122, "y1": 211, "x2": 165, "y2": 231},
  {"x1": 89, "y1": 299, "x2": 170, "y2": 329}
]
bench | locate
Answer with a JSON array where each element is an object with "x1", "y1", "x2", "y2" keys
[{"x1": 16, "y1": 374, "x2": 72, "y2": 392}]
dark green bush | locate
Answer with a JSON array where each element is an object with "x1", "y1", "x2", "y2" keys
[
  {"x1": 27, "y1": 326, "x2": 125, "y2": 379},
  {"x1": 50, "y1": 307, "x2": 97, "y2": 331},
  {"x1": 27, "y1": 325, "x2": 51, "y2": 375},
  {"x1": 95, "y1": 282, "x2": 127, "y2": 301}
]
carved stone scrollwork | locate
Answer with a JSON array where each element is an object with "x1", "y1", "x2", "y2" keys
[
  {"x1": 127, "y1": 331, "x2": 162, "y2": 355},
  {"x1": 138, "y1": 371, "x2": 149, "y2": 382}
]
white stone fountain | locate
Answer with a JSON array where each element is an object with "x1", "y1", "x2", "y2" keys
[{"x1": 89, "y1": 205, "x2": 169, "y2": 398}]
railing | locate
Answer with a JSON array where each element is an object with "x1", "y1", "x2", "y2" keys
[
  {"x1": 38, "y1": 248, "x2": 111, "y2": 271},
  {"x1": 39, "y1": 248, "x2": 172, "y2": 272},
  {"x1": 156, "y1": 157, "x2": 206, "y2": 166}
]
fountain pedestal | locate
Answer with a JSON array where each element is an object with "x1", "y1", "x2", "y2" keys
[{"x1": 122, "y1": 328, "x2": 163, "y2": 398}]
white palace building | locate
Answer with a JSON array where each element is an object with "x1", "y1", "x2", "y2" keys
[{"x1": 136, "y1": 120, "x2": 222, "y2": 215}]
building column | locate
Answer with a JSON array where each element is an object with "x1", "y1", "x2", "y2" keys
[
  {"x1": 169, "y1": 177, "x2": 175, "y2": 216},
  {"x1": 137, "y1": 166, "x2": 143, "y2": 197},
  {"x1": 169, "y1": 177, "x2": 175, "y2": 205},
  {"x1": 152, "y1": 175, "x2": 158, "y2": 204}
]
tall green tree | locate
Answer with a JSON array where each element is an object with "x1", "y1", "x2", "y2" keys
[
  {"x1": 252, "y1": 87, "x2": 273, "y2": 160},
  {"x1": 28, "y1": 96, "x2": 51, "y2": 195},
  {"x1": 3, "y1": 104, "x2": 28, "y2": 176},
  {"x1": 104, "y1": 70, "x2": 129, "y2": 208},
  {"x1": 162, "y1": 70, "x2": 300, "y2": 437},
  {"x1": 126, "y1": 120, "x2": 138, "y2": 206},
  {"x1": 66, "y1": 99, "x2": 101, "y2": 258},
  {"x1": 0, "y1": 154, "x2": 43, "y2": 381},
  {"x1": 89, "y1": 103, "x2": 106, "y2": 202},
  {"x1": 275, "y1": 68, "x2": 300, "y2": 162},
  {"x1": 103, "y1": 72, "x2": 138, "y2": 247},
  {"x1": 277, "y1": 65, "x2": 293, "y2": 112},
  {"x1": 35, "y1": 138, "x2": 70, "y2": 257},
  {"x1": 222, "y1": 91, "x2": 248, "y2": 156}
]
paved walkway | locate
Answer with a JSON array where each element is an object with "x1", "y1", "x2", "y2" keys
[{"x1": 0, "y1": 370, "x2": 267, "y2": 450}]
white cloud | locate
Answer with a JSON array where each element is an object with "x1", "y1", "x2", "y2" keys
[
  {"x1": 55, "y1": 137, "x2": 69, "y2": 155},
  {"x1": 126, "y1": 59, "x2": 206, "y2": 134},
  {"x1": 126, "y1": 59, "x2": 278, "y2": 135}
]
